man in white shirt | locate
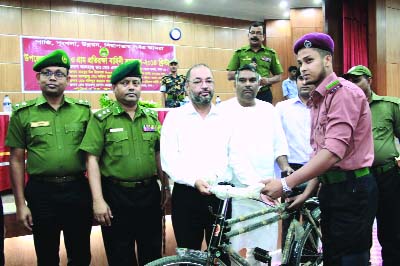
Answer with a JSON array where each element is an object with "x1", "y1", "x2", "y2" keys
[
  {"x1": 219, "y1": 64, "x2": 292, "y2": 265},
  {"x1": 275, "y1": 71, "x2": 316, "y2": 250},
  {"x1": 160, "y1": 64, "x2": 231, "y2": 251}
]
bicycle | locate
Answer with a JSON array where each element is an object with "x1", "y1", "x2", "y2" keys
[{"x1": 146, "y1": 184, "x2": 322, "y2": 266}]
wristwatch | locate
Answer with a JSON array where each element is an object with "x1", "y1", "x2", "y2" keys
[{"x1": 280, "y1": 178, "x2": 292, "y2": 195}]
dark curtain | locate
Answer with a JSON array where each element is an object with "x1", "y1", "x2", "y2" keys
[{"x1": 342, "y1": 0, "x2": 369, "y2": 72}]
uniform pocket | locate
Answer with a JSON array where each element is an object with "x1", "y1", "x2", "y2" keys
[
  {"x1": 105, "y1": 131, "x2": 129, "y2": 156},
  {"x1": 30, "y1": 126, "x2": 53, "y2": 149},
  {"x1": 65, "y1": 122, "x2": 85, "y2": 145},
  {"x1": 142, "y1": 132, "x2": 157, "y2": 154}
]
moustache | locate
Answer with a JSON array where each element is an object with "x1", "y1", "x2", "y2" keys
[{"x1": 251, "y1": 37, "x2": 259, "y2": 41}]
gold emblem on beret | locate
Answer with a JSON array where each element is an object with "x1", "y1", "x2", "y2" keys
[
  {"x1": 61, "y1": 55, "x2": 68, "y2": 64},
  {"x1": 304, "y1": 40, "x2": 312, "y2": 48}
]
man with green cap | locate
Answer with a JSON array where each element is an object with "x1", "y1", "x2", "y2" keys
[
  {"x1": 344, "y1": 65, "x2": 400, "y2": 266},
  {"x1": 6, "y1": 49, "x2": 93, "y2": 266},
  {"x1": 79, "y1": 60, "x2": 167, "y2": 266},
  {"x1": 160, "y1": 59, "x2": 186, "y2": 108}
]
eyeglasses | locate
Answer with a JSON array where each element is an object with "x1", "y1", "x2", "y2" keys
[
  {"x1": 249, "y1": 31, "x2": 263, "y2": 36},
  {"x1": 189, "y1": 79, "x2": 214, "y2": 86},
  {"x1": 39, "y1": 71, "x2": 67, "y2": 80}
]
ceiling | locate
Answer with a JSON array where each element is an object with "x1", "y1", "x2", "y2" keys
[{"x1": 78, "y1": 0, "x2": 324, "y2": 21}]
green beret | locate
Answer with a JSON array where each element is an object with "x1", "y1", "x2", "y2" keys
[
  {"x1": 33, "y1": 49, "x2": 70, "y2": 72},
  {"x1": 344, "y1": 65, "x2": 372, "y2": 78},
  {"x1": 110, "y1": 60, "x2": 142, "y2": 84}
]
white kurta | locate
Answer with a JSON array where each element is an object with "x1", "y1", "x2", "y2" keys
[{"x1": 219, "y1": 98, "x2": 289, "y2": 252}]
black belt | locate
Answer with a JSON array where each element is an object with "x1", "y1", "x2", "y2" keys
[
  {"x1": 105, "y1": 177, "x2": 154, "y2": 188},
  {"x1": 30, "y1": 174, "x2": 85, "y2": 183},
  {"x1": 371, "y1": 160, "x2": 397, "y2": 176}
]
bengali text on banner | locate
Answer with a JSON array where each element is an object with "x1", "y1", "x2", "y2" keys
[{"x1": 21, "y1": 36, "x2": 175, "y2": 92}]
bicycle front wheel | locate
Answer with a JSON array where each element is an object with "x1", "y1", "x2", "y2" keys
[
  {"x1": 290, "y1": 222, "x2": 323, "y2": 266},
  {"x1": 145, "y1": 255, "x2": 207, "y2": 266}
]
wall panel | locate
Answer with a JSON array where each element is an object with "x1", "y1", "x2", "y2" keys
[
  {"x1": 78, "y1": 13, "x2": 104, "y2": 40},
  {"x1": 50, "y1": 12, "x2": 78, "y2": 38},
  {"x1": 22, "y1": 9, "x2": 51, "y2": 37},
  {"x1": 104, "y1": 16, "x2": 129, "y2": 41},
  {"x1": 128, "y1": 19, "x2": 152, "y2": 43},
  {"x1": 0, "y1": 35, "x2": 20, "y2": 63},
  {"x1": 21, "y1": 0, "x2": 50, "y2": 9},
  {"x1": 0, "y1": 6, "x2": 22, "y2": 35},
  {"x1": 0, "y1": 64, "x2": 21, "y2": 91},
  {"x1": 151, "y1": 20, "x2": 173, "y2": 45},
  {"x1": 194, "y1": 24, "x2": 215, "y2": 48},
  {"x1": 214, "y1": 27, "x2": 233, "y2": 49}
]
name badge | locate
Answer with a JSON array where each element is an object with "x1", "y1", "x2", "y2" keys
[
  {"x1": 30, "y1": 121, "x2": 50, "y2": 128},
  {"x1": 110, "y1": 128, "x2": 124, "y2": 133},
  {"x1": 143, "y1": 125, "x2": 156, "y2": 132},
  {"x1": 261, "y1": 56, "x2": 271, "y2": 62}
]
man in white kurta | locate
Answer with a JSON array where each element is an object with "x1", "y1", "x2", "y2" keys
[{"x1": 220, "y1": 64, "x2": 291, "y2": 265}]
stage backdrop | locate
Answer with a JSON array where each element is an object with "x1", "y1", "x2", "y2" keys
[{"x1": 21, "y1": 36, "x2": 175, "y2": 92}]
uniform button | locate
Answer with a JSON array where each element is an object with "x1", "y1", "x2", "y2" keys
[{"x1": 58, "y1": 146, "x2": 62, "y2": 149}]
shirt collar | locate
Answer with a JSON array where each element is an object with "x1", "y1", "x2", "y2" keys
[
  {"x1": 34, "y1": 95, "x2": 68, "y2": 107},
  {"x1": 244, "y1": 44, "x2": 266, "y2": 52},
  {"x1": 184, "y1": 102, "x2": 217, "y2": 117},
  {"x1": 310, "y1": 72, "x2": 339, "y2": 105},
  {"x1": 111, "y1": 101, "x2": 145, "y2": 118}
]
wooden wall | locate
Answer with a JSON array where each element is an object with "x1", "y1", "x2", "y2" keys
[
  {"x1": 369, "y1": 0, "x2": 400, "y2": 97},
  {"x1": 0, "y1": 0, "x2": 253, "y2": 109},
  {"x1": 265, "y1": 8, "x2": 324, "y2": 103}
]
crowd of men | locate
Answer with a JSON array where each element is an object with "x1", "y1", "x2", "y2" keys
[{"x1": 2, "y1": 20, "x2": 398, "y2": 266}]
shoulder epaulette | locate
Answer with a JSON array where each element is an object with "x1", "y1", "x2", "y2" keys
[
  {"x1": 377, "y1": 95, "x2": 400, "y2": 105},
  {"x1": 12, "y1": 100, "x2": 36, "y2": 112},
  {"x1": 94, "y1": 108, "x2": 113, "y2": 121},
  {"x1": 142, "y1": 108, "x2": 158, "y2": 119},
  {"x1": 325, "y1": 79, "x2": 342, "y2": 94},
  {"x1": 265, "y1": 47, "x2": 277, "y2": 54},
  {"x1": 74, "y1": 98, "x2": 91, "y2": 107}
]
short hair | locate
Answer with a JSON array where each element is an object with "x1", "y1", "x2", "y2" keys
[
  {"x1": 288, "y1": 66, "x2": 297, "y2": 72},
  {"x1": 185, "y1": 63, "x2": 212, "y2": 82},
  {"x1": 235, "y1": 64, "x2": 260, "y2": 83},
  {"x1": 314, "y1": 48, "x2": 332, "y2": 59},
  {"x1": 248, "y1": 21, "x2": 265, "y2": 34}
]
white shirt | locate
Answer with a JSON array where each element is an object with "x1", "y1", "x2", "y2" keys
[
  {"x1": 218, "y1": 98, "x2": 289, "y2": 251},
  {"x1": 220, "y1": 98, "x2": 289, "y2": 185},
  {"x1": 160, "y1": 103, "x2": 231, "y2": 187},
  {"x1": 275, "y1": 96, "x2": 312, "y2": 165}
]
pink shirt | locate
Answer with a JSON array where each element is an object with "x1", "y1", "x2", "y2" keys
[{"x1": 309, "y1": 72, "x2": 374, "y2": 170}]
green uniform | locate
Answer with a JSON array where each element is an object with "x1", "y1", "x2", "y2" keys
[
  {"x1": 227, "y1": 44, "x2": 283, "y2": 91},
  {"x1": 79, "y1": 101, "x2": 160, "y2": 180},
  {"x1": 6, "y1": 95, "x2": 91, "y2": 176},
  {"x1": 370, "y1": 92, "x2": 400, "y2": 165}
]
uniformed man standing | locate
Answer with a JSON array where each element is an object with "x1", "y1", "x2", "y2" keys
[
  {"x1": 344, "y1": 65, "x2": 400, "y2": 266},
  {"x1": 262, "y1": 33, "x2": 378, "y2": 266},
  {"x1": 6, "y1": 49, "x2": 93, "y2": 266},
  {"x1": 79, "y1": 60, "x2": 167, "y2": 266},
  {"x1": 227, "y1": 21, "x2": 283, "y2": 103},
  {"x1": 160, "y1": 59, "x2": 186, "y2": 108}
]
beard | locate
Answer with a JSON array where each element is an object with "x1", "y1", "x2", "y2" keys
[{"x1": 190, "y1": 90, "x2": 214, "y2": 106}]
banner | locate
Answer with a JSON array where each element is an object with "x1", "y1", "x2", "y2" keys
[{"x1": 21, "y1": 36, "x2": 175, "y2": 92}]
